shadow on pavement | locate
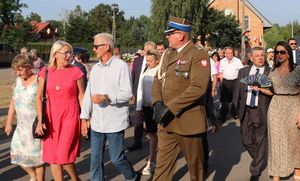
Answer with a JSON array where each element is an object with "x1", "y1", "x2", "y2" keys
[{"x1": 206, "y1": 121, "x2": 245, "y2": 181}]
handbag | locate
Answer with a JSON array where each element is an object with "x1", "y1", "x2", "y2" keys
[{"x1": 32, "y1": 68, "x2": 48, "y2": 139}]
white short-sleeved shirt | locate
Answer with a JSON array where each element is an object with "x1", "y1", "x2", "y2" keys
[
  {"x1": 210, "y1": 58, "x2": 217, "y2": 80},
  {"x1": 219, "y1": 57, "x2": 244, "y2": 80}
]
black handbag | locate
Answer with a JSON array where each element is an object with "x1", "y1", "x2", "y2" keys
[{"x1": 32, "y1": 68, "x2": 48, "y2": 139}]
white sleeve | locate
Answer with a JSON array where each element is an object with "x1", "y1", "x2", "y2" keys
[{"x1": 210, "y1": 59, "x2": 217, "y2": 75}]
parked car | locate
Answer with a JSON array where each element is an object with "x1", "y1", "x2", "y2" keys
[
  {"x1": 0, "y1": 43, "x2": 17, "y2": 65},
  {"x1": 73, "y1": 47, "x2": 90, "y2": 62}
]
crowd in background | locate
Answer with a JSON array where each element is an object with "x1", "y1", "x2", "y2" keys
[{"x1": 3, "y1": 15, "x2": 300, "y2": 181}]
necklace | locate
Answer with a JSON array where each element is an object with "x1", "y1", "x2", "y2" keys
[
  {"x1": 55, "y1": 69, "x2": 61, "y2": 91},
  {"x1": 55, "y1": 84, "x2": 60, "y2": 91}
]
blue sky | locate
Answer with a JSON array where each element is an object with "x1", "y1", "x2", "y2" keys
[{"x1": 21, "y1": 0, "x2": 299, "y2": 26}]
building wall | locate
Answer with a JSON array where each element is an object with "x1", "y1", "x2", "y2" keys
[{"x1": 210, "y1": 0, "x2": 264, "y2": 47}]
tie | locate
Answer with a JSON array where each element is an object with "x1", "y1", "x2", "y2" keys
[
  {"x1": 143, "y1": 65, "x2": 148, "y2": 73},
  {"x1": 249, "y1": 69, "x2": 260, "y2": 107}
]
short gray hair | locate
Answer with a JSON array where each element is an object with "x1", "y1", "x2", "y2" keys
[
  {"x1": 94, "y1": 33, "x2": 114, "y2": 52},
  {"x1": 144, "y1": 41, "x2": 156, "y2": 50},
  {"x1": 94, "y1": 33, "x2": 114, "y2": 47}
]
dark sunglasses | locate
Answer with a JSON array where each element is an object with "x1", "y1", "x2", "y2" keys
[
  {"x1": 93, "y1": 44, "x2": 106, "y2": 49},
  {"x1": 289, "y1": 43, "x2": 297, "y2": 45},
  {"x1": 274, "y1": 50, "x2": 287, "y2": 55}
]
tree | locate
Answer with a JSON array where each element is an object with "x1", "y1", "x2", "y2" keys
[
  {"x1": 2, "y1": 14, "x2": 34, "y2": 49},
  {"x1": 264, "y1": 25, "x2": 284, "y2": 48},
  {"x1": 65, "y1": 5, "x2": 90, "y2": 43},
  {"x1": 87, "y1": 4, "x2": 113, "y2": 40},
  {"x1": 150, "y1": 0, "x2": 241, "y2": 48},
  {"x1": 201, "y1": 8, "x2": 241, "y2": 48},
  {"x1": 0, "y1": 0, "x2": 28, "y2": 40},
  {"x1": 26, "y1": 12, "x2": 42, "y2": 22}
]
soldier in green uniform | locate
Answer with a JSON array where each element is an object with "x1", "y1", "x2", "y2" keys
[{"x1": 152, "y1": 16, "x2": 210, "y2": 181}]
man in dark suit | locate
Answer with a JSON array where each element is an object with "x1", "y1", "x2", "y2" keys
[
  {"x1": 233, "y1": 46, "x2": 272, "y2": 181},
  {"x1": 71, "y1": 53, "x2": 87, "y2": 90},
  {"x1": 128, "y1": 41, "x2": 156, "y2": 151},
  {"x1": 288, "y1": 38, "x2": 300, "y2": 65}
]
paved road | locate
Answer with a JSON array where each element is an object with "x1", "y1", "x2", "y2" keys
[{"x1": 1, "y1": 119, "x2": 294, "y2": 181}]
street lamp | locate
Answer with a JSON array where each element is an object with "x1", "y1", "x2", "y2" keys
[{"x1": 111, "y1": 3, "x2": 118, "y2": 45}]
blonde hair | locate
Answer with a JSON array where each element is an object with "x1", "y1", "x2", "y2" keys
[
  {"x1": 48, "y1": 40, "x2": 72, "y2": 68},
  {"x1": 11, "y1": 54, "x2": 33, "y2": 70},
  {"x1": 146, "y1": 49, "x2": 161, "y2": 61}
]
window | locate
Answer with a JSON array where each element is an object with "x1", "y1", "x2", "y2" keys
[{"x1": 244, "y1": 16, "x2": 250, "y2": 30}]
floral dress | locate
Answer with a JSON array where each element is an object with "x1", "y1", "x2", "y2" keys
[{"x1": 10, "y1": 77, "x2": 43, "y2": 167}]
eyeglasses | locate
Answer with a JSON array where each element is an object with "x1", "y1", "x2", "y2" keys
[
  {"x1": 57, "y1": 51, "x2": 72, "y2": 56},
  {"x1": 274, "y1": 50, "x2": 287, "y2": 55},
  {"x1": 289, "y1": 43, "x2": 297, "y2": 45},
  {"x1": 93, "y1": 44, "x2": 106, "y2": 49},
  {"x1": 166, "y1": 31, "x2": 181, "y2": 36}
]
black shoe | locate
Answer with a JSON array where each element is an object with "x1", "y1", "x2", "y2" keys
[
  {"x1": 127, "y1": 142, "x2": 142, "y2": 151},
  {"x1": 134, "y1": 172, "x2": 141, "y2": 181},
  {"x1": 233, "y1": 115, "x2": 239, "y2": 120},
  {"x1": 250, "y1": 175, "x2": 259, "y2": 181}
]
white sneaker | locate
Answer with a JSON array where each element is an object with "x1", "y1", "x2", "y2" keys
[{"x1": 142, "y1": 162, "x2": 156, "y2": 175}]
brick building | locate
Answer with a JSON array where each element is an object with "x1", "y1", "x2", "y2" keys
[{"x1": 209, "y1": 0, "x2": 272, "y2": 48}]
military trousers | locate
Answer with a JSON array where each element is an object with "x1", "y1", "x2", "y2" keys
[{"x1": 153, "y1": 130, "x2": 205, "y2": 181}]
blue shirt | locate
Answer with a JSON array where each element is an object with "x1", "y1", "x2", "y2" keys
[{"x1": 80, "y1": 56, "x2": 132, "y2": 133}]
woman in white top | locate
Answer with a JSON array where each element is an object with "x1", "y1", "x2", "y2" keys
[{"x1": 141, "y1": 49, "x2": 160, "y2": 176}]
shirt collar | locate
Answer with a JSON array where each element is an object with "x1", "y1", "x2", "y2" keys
[
  {"x1": 177, "y1": 41, "x2": 190, "y2": 53},
  {"x1": 98, "y1": 56, "x2": 114, "y2": 67}
]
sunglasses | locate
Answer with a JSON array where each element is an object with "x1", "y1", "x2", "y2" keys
[
  {"x1": 274, "y1": 50, "x2": 287, "y2": 55},
  {"x1": 289, "y1": 43, "x2": 297, "y2": 45},
  {"x1": 93, "y1": 44, "x2": 106, "y2": 49}
]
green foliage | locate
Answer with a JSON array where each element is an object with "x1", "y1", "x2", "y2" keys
[
  {"x1": 150, "y1": 0, "x2": 241, "y2": 48},
  {"x1": 87, "y1": 4, "x2": 112, "y2": 37},
  {"x1": 264, "y1": 21, "x2": 300, "y2": 48},
  {"x1": 0, "y1": 0, "x2": 28, "y2": 44},
  {"x1": 201, "y1": 8, "x2": 241, "y2": 48},
  {"x1": 65, "y1": 5, "x2": 90, "y2": 43},
  {"x1": 2, "y1": 14, "x2": 35, "y2": 50},
  {"x1": 0, "y1": 0, "x2": 27, "y2": 28},
  {"x1": 26, "y1": 12, "x2": 41, "y2": 22}
]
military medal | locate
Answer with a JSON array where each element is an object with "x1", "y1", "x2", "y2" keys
[
  {"x1": 175, "y1": 60, "x2": 180, "y2": 77},
  {"x1": 183, "y1": 72, "x2": 189, "y2": 79}
]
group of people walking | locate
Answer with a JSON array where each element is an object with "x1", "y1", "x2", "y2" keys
[{"x1": 3, "y1": 15, "x2": 300, "y2": 181}]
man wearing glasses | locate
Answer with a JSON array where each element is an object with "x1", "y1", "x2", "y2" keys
[
  {"x1": 152, "y1": 16, "x2": 210, "y2": 181},
  {"x1": 80, "y1": 33, "x2": 140, "y2": 181},
  {"x1": 288, "y1": 38, "x2": 300, "y2": 64}
]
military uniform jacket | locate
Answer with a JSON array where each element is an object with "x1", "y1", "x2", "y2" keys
[{"x1": 152, "y1": 41, "x2": 210, "y2": 135}]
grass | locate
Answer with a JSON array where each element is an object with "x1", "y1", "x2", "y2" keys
[
  {"x1": 0, "y1": 79, "x2": 14, "y2": 128},
  {"x1": 0, "y1": 79, "x2": 13, "y2": 108}
]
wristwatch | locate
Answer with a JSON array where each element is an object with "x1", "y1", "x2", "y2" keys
[{"x1": 104, "y1": 94, "x2": 111, "y2": 103}]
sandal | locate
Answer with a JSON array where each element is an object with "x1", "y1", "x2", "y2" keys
[{"x1": 294, "y1": 175, "x2": 300, "y2": 181}]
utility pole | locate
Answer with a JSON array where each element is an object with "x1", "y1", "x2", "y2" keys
[
  {"x1": 241, "y1": 0, "x2": 246, "y2": 62},
  {"x1": 292, "y1": 22, "x2": 294, "y2": 38},
  {"x1": 111, "y1": 3, "x2": 118, "y2": 45}
]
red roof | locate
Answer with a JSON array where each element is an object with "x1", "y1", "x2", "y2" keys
[{"x1": 30, "y1": 21, "x2": 50, "y2": 33}]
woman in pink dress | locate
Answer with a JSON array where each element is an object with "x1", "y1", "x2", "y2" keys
[{"x1": 35, "y1": 40, "x2": 84, "y2": 181}]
